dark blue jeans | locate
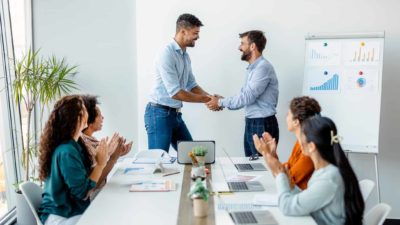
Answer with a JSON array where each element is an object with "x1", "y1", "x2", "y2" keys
[
  {"x1": 144, "y1": 103, "x2": 193, "y2": 152},
  {"x1": 244, "y1": 115, "x2": 279, "y2": 157}
]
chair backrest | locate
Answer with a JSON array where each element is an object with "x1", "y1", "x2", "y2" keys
[
  {"x1": 359, "y1": 179, "x2": 375, "y2": 202},
  {"x1": 364, "y1": 203, "x2": 391, "y2": 225},
  {"x1": 19, "y1": 181, "x2": 44, "y2": 225}
]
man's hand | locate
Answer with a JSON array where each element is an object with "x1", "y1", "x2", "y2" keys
[{"x1": 206, "y1": 95, "x2": 223, "y2": 111}]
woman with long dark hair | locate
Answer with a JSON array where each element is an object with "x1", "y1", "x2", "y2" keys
[
  {"x1": 253, "y1": 116, "x2": 364, "y2": 225},
  {"x1": 38, "y1": 95, "x2": 108, "y2": 225}
]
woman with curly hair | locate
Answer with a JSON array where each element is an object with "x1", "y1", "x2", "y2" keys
[
  {"x1": 255, "y1": 96, "x2": 321, "y2": 190},
  {"x1": 38, "y1": 95, "x2": 108, "y2": 225}
]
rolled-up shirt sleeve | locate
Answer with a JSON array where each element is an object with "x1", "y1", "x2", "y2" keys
[
  {"x1": 157, "y1": 49, "x2": 181, "y2": 97},
  {"x1": 58, "y1": 149, "x2": 96, "y2": 200},
  {"x1": 220, "y1": 65, "x2": 272, "y2": 110},
  {"x1": 276, "y1": 173, "x2": 337, "y2": 216}
]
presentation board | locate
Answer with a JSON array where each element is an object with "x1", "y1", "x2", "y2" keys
[{"x1": 302, "y1": 32, "x2": 384, "y2": 153}]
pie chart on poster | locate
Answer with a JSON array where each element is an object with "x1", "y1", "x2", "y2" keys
[{"x1": 357, "y1": 77, "x2": 366, "y2": 87}]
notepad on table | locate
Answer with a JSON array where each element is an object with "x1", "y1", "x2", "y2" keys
[
  {"x1": 129, "y1": 179, "x2": 176, "y2": 192},
  {"x1": 252, "y1": 194, "x2": 279, "y2": 206}
]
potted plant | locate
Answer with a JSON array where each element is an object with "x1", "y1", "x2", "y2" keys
[
  {"x1": 12, "y1": 48, "x2": 78, "y2": 225},
  {"x1": 187, "y1": 178, "x2": 209, "y2": 217},
  {"x1": 191, "y1": 146, "x2": 208, "y2": 166}
]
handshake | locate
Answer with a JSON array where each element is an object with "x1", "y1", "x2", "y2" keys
[{"x1": 205, "y1": 94, "x2": 224, "y2": 111}]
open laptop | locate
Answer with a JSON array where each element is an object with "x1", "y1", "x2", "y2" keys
[
  {"x1": 223, "y1": 148, "x2": 267, "y2": 172},
  {"x1": 229, "y1": 210, "x2": 278, "y2": 225},
  {"x1": 227, "y1": 181, "x2": 264, "y2": 192},
  {"x1": 177, "y1": 141, "x2": 215, "y2": 164}
]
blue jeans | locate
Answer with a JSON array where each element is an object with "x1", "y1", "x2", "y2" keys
[
  {"x1": 244, "y1": 115, "x2": 279, "y2": 157},
  {"x1": 144, "y1": 103, "x2": 193, "y2": 152}
]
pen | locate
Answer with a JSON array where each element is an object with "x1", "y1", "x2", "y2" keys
[{"x1": 162, "y1": 171, "x2": 180, "y2": 177}]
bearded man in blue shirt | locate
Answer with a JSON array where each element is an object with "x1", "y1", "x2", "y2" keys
[{"x1": 207, "y1": 30, "x2": 279, "y2": 158}]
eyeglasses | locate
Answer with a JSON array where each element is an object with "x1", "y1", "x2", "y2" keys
[{"x1": 249, "y1": 154, "x2": 259, "y2": 161}]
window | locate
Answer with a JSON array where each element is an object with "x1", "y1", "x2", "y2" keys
[{"x1": 0, "y1": 0, "x2": 29, "y2": 220}]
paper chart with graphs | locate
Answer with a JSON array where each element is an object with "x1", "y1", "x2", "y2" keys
[{"x1": 304, "y1": 39, "x2": 381, "y2": 94}]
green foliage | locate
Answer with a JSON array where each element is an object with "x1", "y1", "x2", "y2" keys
[
  {"x1": 191, "y1": 146, "x2": 208, "y2": 156},
  {"x1": 187, "y1": 178, "x2": 209, "y2": 201},
  {"x1": 13, "y1": 48, "x2": 79, "y2": 182}
]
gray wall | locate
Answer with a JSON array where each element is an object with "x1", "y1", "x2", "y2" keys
[
  {"x1": 33, "y1": 0, "x2": 138, "y2": 151},
  {"x1": 34, "y1": 0, "x2": 400, "y2": 218}
]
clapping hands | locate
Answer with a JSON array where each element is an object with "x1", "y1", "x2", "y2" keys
[{"x1": 206, "y1": 94, "x2": 224, "y2": 111}]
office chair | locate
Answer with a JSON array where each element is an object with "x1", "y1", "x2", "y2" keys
[
  {"x1": 19, "y1": 181, "x2": 44, "y2": 225},
  {"x1": 364, "y1": 203, "x2": 391, "y2": 225},
  {"x1": 359, "y1": 179, "x2": 375, "y2": 202}
]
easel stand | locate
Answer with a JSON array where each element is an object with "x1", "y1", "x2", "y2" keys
[{"x1": 345, "y1": 151, "x2": 381, "y2": 203}]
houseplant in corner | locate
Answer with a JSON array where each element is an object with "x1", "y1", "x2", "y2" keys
[
  {"x1": 13, "y1": 48, "x2": 78, "y2": 225},
  {"x1": 187, "y1": 178, "x2": 209, "y2": 217}
]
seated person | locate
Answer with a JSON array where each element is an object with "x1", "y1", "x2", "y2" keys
[
  {"x1": 38, "y1": 95, "x2": 108, "y2": 225},
  {"x1": 80, "y1": 95, "x2": 132, "y2": 190},
  {"x1": 279, "y1": 96, "x2": 321, "y2": 190},
  {"x1": 253, "y1": 116, "x2": 364, "y2": 225}
]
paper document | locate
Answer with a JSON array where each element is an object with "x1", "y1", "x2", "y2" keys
[
  {"x1": 252, "y1": 194, "x2": 279, "y2": 206},
  {"x1": 129, "y1": 179, "x2": 176, "y2": 192},
  {"x1": 132, "y1": 157, "x2": 177, "y2": 164},
  {"x1": 226, "y1": 174, "x2": 262, "y2": 182}
]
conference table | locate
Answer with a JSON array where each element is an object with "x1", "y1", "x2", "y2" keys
[{"x1": 76, "y1": 156, "x2": 316, "y2": 225}]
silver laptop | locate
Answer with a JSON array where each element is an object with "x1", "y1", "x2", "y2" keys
[
  {"x1": 227, "y1": 181, "x2": 264, "y2": 192},
  {"x1": 229, "y1": 210, "x2": 278, "y2": 225},
  {"x1": 177, "y1": 141, "x2": 215, "y2": 164},
  {"x1": 223, "y1": 148, "x2": 267, "y2": 172}
]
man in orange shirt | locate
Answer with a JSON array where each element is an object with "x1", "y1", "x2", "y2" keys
[{"x1": 255, "y1": 96, "x2": 321, "y2": 189}]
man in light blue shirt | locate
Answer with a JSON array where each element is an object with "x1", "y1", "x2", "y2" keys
[
  {"x1": 207, "y1": 30, "x2": 279, "y2": 157},
  {"x1": 145, "y1": 14, "x2": 214, "y2": 152}
]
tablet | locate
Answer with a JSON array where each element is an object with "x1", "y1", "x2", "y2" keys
[{"x1": 177, "y1": 141, "x2": 215, "y2": 164}]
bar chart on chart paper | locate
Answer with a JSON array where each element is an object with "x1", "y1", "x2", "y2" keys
[
  {"x1": 306, "y1": 69, "x2": 340, "y2": 92},
  {"x1": 307, "y1": 41, "x2": 341, "y2": 66},
  {"x1": 344, "y1": 41, "x2": 380, "y2": 65}
]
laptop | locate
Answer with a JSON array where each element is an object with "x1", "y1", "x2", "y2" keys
[
  {"x1": 229, "y1": 210, "x2": 278, "y2": 225},
  {"x1": 227, "y1": 181, "x2": 264, "y2": 192},
  {"x1": 177, "y1": 141, "x2": 215, "y2": 164},
  {"x1": 223, "y1": 148, "x2": 267, "y2": 172}
]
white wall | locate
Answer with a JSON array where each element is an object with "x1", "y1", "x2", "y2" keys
[
  {"x1": 33, "y1": 0, "x2": 138, "y2": 152},
  {"x1": 136, "y1": 0, "x2": 400, "y2": 218},
  {"x1": 33, "y1": 0, "x2": 400, "y2": 218}
]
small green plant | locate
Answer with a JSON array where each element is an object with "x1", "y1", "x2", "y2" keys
[
  {"x1": 191, "y1": 146, "x2": 208, "y2": 157},
  {"x1": 188, "y1": 178, "x2": 209, "y2": 201}
]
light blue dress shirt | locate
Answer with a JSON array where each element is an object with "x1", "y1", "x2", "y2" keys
[
  {"x1": 219, "y1": 56, "x2": 278, "y2": 118},
  {"x1": 149, "y1": 40, "x2": 198, "y2": 109},
  {"x1": 276, "y1": 164, "x2": 346, "y2": 225}
]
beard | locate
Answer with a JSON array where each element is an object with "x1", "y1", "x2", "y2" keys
[
  {"x1": 186, "y1": 39, "x2": 197, "y2": 47},
  {"x1": 241, "y1": 50, "x2": 251, "y2": 61}
]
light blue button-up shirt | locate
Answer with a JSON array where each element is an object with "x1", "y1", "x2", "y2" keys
[
  {"x1": 149, "y1": 40, "x2": 198, "y2": 108},
  {"x1": 276, "y1": 164, "x2": 346, "y2": 225},
  {"x1": 219, "y1": 56, "x2": 279, "y2": 118}
]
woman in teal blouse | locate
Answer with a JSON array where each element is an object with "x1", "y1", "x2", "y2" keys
[{"x1": 38, "y1": 95, "x2": 108, "y2": 225}]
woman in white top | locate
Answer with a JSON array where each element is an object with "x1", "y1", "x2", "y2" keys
[{"x1": 253, "y1": 115, "x2": 364, "y2": 225}]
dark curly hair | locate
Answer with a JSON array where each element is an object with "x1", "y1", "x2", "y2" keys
[
  {"x1": 176, "y1": 13, "x2": 203, "y2": 32},
  {"x1": 290, "y1": 96, "x2": 321, "y2": 125},
  {"x1": 38, "y1": 95, "x2": 86, "y2": 181},
  {"x1": 81, "y1": 95, "x2": 100, "y2": 125},
  {"x1": 239, "y1": 30, "x2": 267, "y2": 53}
]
